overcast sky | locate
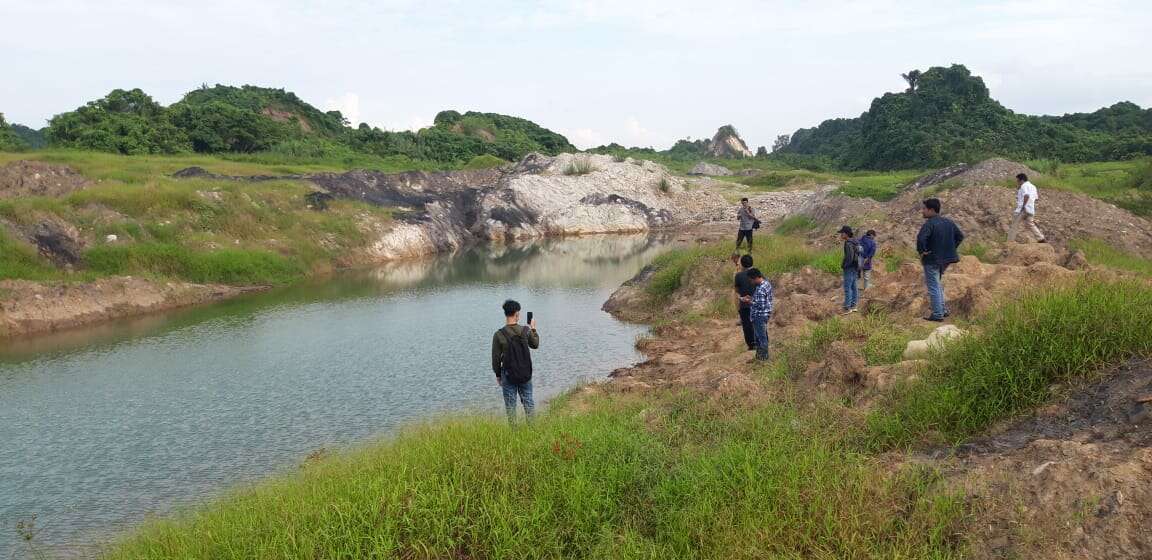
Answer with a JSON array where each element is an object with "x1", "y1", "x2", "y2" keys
[{"x1": 2, "y1": 0, "x2": 1150, "y2": 149}]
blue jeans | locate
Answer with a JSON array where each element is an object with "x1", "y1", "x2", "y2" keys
[
  {"x1": 923, "y1": 263, "x2": 947, "y2": 318},
  {"x1": 501, "y1": 378, "x2": 534, "y2": 423},
  {"x1": 842, "y1": 268, "x2": 859, "y2": 310},
  {"x1": 752, "y1": 318, "x2": 769, "y2": 360}
]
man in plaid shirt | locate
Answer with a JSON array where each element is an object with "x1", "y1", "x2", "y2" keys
[{"x1": 739, "y1": 268, "x2": 774, "y2": 361}]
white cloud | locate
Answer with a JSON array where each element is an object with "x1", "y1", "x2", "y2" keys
[
  {"x1": 564, "y1": 127, "x2": 609, "y2": 149},
  {"x1": 622, "y1": 116, "x2": 658, "y2": 147},
  {"x1": 324, "y1": 93, "x2": 361, "y2": 126}
]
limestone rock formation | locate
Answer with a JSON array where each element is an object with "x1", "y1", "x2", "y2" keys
[
  {"x1": 705, "y1": 125, "x2": 754, "y2": 158},
  {"x1": 688, "y1": 162, "x2": 733, "y2": 176}
]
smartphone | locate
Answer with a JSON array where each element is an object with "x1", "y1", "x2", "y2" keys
[{"x1": 526, "y1": 311, "x2": 534, "y2": 325}]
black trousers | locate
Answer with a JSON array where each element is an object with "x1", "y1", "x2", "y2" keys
[
  {"x1": 736, "y1": 229, "x2": 753, "y2": 250},
  {"x1": 739, "y1": 306, "x2": 755, "y2": 350}
]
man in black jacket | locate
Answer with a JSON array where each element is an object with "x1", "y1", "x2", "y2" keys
[
  {"x1": 836, "y1": 226, "x2": 861, "y2": 313},
  {"x1": 916, "y1": 198, "x2": 965, "y2": 322}
]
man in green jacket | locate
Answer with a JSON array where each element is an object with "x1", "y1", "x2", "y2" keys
[{"x1": 491, "y1": 299, "x2": 540, "y2": 423}]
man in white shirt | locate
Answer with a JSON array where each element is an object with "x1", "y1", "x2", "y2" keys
[{"x1": 1007, "y1": 173, "x2": 1046, "y2": 243}]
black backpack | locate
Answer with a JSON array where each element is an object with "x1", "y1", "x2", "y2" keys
[
  {"x1": 846, "y1": 239, "x2": 864, "y2": 269},
  {"x1": 498, "y1": 326, "x2": 533, "y2": 384}
]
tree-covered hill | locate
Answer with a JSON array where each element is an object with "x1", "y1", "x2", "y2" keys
[
  {"x1": 780, "y1": 64, "x2": 1152, "y2": 170},
  {"x1": 0, "y1": 113, "x2": 27, "y2": 151},
  {"x1": 34, "y1": 86, "x2": 575, "y2": 164},
  {"x1": 11, "y1": 123, "x2": 47, "y2": 148}
]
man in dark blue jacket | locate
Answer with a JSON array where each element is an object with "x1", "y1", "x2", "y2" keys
[
  {"x1": 860, "y1": 230, "x2": 877, "y2": 291},
  {"x1": 916, "y1": 198, "x2": 965, "y2": 321}
]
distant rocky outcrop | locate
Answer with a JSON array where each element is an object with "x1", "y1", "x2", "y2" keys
[
  {"x1": 688, "y1": 162, "x2": 733, "y2": 176},
  {"x1": 705, "y1": 125, "x2": 754, "y2": 158},
  {"x1": 175, "y1": 153, "x2": 694, "y2": 261}
]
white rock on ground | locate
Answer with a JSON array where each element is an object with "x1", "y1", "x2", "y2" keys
[{"x1": 902, "y1": 324, "x2": 967, "y2": 360}]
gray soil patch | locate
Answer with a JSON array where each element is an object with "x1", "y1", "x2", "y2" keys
[
  {"x1": 0, "y1": 160, "x2": 92, "y2": 198},
  {"x1": 956, "y1": 359, "x2": 1152, "y2": 457}
]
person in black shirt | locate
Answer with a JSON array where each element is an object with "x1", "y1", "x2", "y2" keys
[
  {"x1": 916, "y1": 198, "x2": 965, "y2": 322},
  {"x1": 733, "y1": 254, "x2": 756, "y2": 351}
]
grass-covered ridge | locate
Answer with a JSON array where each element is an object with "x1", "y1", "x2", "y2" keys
[
  {"x1": 0, "y1": 152, "x2": 393, "y2": 285},
  {"x1": 867, "y1": 278, "x2": 1152, "y2": 448}
]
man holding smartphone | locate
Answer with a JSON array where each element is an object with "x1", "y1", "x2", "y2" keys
[{"x1": 492, "y1": 299, "x2": 540, "y2": 424}]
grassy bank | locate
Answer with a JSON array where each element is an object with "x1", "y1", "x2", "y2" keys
[
  {"x1": 0, "y1": 151, "x2": 394, "y2": 285},
  {"x1": 99, "y1": 225, "x2": 1152, "y2": 558},
  {"x1": 866, "y1": 278, "x2": 1152, "y2": 447},
  {"x1": 107, "y1": 394, "x2": 964, "y2": 559}
]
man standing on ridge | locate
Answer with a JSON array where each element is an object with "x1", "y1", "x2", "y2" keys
[
  {"x1": 1008, "y1": 172, "x2": 1046, "y2": 243},
  {"x1": 916, "y1": 198, "x2": 965, "y2": 322},
  {"x1": 736, "y1": 198, "x2": 758, "y2": 251},
  {"x1": 838, "y1": 225, "x2": 861, "y2": 313},
  {"x1": 740, "y1": 267, "x2": 773, "y2": 362},
  {"x1": 733, "y1": 254, "x2": 756, "y2": 352},
  {"x1": 491, "y1": 299, "x2": 540, "y2": 424}
]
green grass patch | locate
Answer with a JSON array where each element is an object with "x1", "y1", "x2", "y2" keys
[
  {"x1": 774, "y1": 214, "x2": 817, "y2": 235},
  {"x1": 1069, "y1": 238, "x2": 1152, "y2": 276},
  {"x1": 0, "y1": 229, "x2": 70, "y2": 281},
  {"x1": 85, "y1": 243, "x2": 303, "y2": 285},
  {"x1": 867, "y1": 278, "x2": 1152, "y2": 448},
  {"x1": 832, "y1": 170, "x2": 922, "y2": 201},
  {"x1": 809, "y1": 249, "x2": 842, "y2": 274},
  {"x1": 106, "y1": 394, "x2": 964, "y2": 559},
  {"x1": 958, "y1": 241, "x2": 993, "y2": 263},
  {"x1": 462, "y1": 154, "x2": 508, "y2": 170}
]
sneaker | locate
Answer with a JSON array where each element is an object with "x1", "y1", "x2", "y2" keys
[{"x1": 922, "y1": 315, "x2": 944, "y2": 322}]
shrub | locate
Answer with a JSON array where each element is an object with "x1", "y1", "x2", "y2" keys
[
  {"x1": 658, "y1": 176, "x2": 671, "y2": 193},
  {"x1": 564, "y1": 156, "x2": 596, "y2": 176}
]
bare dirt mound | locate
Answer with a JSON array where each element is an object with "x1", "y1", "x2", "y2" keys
[
  {"x1": 949, "y1": 359, "x2": 1152, "y2": 560},
  {"x1": 906, "y1": 158, "x2": 1039, "y2": 191},
  {"x1": 0, "y1": 277, "x2": 257, "y2": 338},
  {"x1": 0, "y1": 160, "x2": 92, "y2": 198},
  {"x1": 806, "y1": 184, "x2": 1152, "y2": 259}
]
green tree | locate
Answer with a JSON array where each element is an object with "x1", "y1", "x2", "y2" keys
[
  {"x1": 46, "y1": 89, "x2": 190, "y2": 154},
  {"x1": 0, "y1": 113, "x2": 29, "y2": 151}
]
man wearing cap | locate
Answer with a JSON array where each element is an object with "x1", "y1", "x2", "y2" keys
[{"x1": 837, "y1": 225, "x2": 860, "y2": 313}]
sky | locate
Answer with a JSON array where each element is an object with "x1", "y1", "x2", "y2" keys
[{"x1": 2, "y1": 0, "x2": 1151, "y2": 149}]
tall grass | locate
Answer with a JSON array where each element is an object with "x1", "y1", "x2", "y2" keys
[
  {"x1": 85, "y1": 243, "x2": 304, "y2": 285},
  {"x1": 774, "y1": 214, "x2": 817, "y2": 235},
  {"x1": 106, "y1": 396, "x2": 963, "y2": 559},
  {"x1": 867, "y1": 279, "x2": 1152, "y2": 447},
  {"x1": 564, "y1": 156, "x2": 596, "y2": 176},
  {"x1": 1069, "y1": 238, "x2": 1152, "y2": 276},
  {"x1": 0, "y1": 229, "x2": 68, "y2": 281}
]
